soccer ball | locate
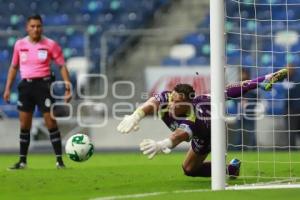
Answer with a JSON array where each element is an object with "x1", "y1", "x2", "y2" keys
[{"x1": 65, "y1": 133, "x2": 94, "y2": 162}]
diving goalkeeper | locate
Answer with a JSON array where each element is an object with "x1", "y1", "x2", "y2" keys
[{"x1": 117, "y1": 68, "x2": 288, "y2": 177}]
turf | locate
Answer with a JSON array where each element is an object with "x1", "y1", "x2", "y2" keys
[{"x1": 0, "y1": 152, "x2": 300, "y2": 200}]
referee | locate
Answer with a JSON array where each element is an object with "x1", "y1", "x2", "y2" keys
[{"x1": 3, "y1": 15, "x2": 72, "y2": 169}]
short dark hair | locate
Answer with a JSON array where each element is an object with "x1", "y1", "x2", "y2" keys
[
  {"x1": 27, "y1": 14, "x2": 43, "y2": 24},
  {"x1": 174, "y1": 83, "x2": 195, "y2": 101}
]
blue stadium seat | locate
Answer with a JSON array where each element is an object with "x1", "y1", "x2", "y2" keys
[
  {"x1": 43, "y1": 14, "x2": 70, "y2": 26},
  {"x1": 290, "y1": 43, "x2": 300, "y2": 52},
  {"x1": 115, "y1": 12, "x2": 144, "y2": 29},
  {"x1": 67, "y1": 33, "x2": 84, "y2": 49},
  {"x1": 226, "y1": 100, "x2": 239, "y2": 115},
  {"x1": 197, "y1": 43, "x2": 210, "y2": 57},
  {"x1": 161, "y1": 57, "x2": 181, "y2": 66},
  {"x1": 286, "y1": 54, "x2": 300, "y2": 66},
  {"x1": 0, "y1": 49, "x2": 10, "y2": 62},
  {"x1": 225, "y1": 0, "x2": 240, "y2": 18},
  {"x1": 243, "y1": 53, "x2": 254, "y2": 63},
  {"x1": 260, "y1": 85, "x2": 287, "y2": 115},
  {"x1": 187, "y1": 56, "x2": 210, "y2": 66},
  {"x1": 197, "y1": 16, "x2": 209, "y2": 29},
  {"x1": 182, "y1": 32, "x2": 209, "y2": 47},
  {"x1": 82, "y1": 0, "x2": 110, "y2": 14}
]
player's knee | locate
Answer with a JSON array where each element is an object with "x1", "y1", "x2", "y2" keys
[{"x1": 182, "y1": 164, "x2": 196, "y2": 177}]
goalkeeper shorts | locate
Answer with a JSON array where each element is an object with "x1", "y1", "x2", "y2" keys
[{"x1": 191, "y1": 138, "x2": 211, "y2": 155}]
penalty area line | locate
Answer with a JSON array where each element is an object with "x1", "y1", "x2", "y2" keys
[
  {"x1": 90, "y1": 189, "x2": 211, "y2": 200},
  {"x1": 90, "y1": 192, "x2": 166, "y2": 200}
]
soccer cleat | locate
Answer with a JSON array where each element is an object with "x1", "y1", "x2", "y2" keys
[
  {"x1": 261, "y1": 68, "x2": 288, "y2": 91},
  {"x1": 8, "y1": 162, "x2": 27, "y2": 170},
  {"x1": 227, "y1": 158, "x2": 241, "y2": 179},
  {"x1": 56, "y1": 162, "x2": 66, "y2": 169}
]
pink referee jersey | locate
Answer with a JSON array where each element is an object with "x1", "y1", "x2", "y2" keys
[{"x1": 11, "y1": 36, "x2": 65, "y2": 79}]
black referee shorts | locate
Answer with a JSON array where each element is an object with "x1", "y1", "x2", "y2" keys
[{"x1": 17, "y1": 77, "x2": 55, "y2": 113}]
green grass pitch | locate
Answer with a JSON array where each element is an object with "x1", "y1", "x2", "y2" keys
[{"x1": 0, "y1": 152, "x2": 300, "y2": 200}]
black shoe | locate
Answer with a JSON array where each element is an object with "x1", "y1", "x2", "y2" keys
[
  {"x1": 8, "y1": 162, "x2": 27, "y2": 170},
  {"x1": 56, "y1": 162, "x2": 66, "y2": 169}
]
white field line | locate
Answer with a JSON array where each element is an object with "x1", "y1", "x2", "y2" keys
[
  {"x1": 90, "y1": 184, "x2": 300, "y2": 200},
  {"x1": 90, "y1": 192, "x2": 166, "y2": 200},
  {"x1": 90, "y1": 189, "x2": 211, "y2": 200},
  {"x1": 226, "y1": 183, "x2": 300, "y2": 190}
]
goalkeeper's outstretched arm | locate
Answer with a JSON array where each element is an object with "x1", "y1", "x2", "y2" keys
[
  {"x1": 117, "y1": 97, "x2": 160, "y2": 134},
  {"x1": 140, "y1": 128, "x2": 190, "y2": 159}
]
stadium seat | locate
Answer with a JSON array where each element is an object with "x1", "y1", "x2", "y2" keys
[
  {"x1": 260, "y1": 85, "x2": 287, "y2": 115},
  {"x1": 182, "y1": 32, "x2": 208, "y2": 47},
  {"x1": 43, "y1": 14, "x2": 70, "y2": 26},
  {"x1": 291, "y1": 42, "x2": 300, "y2": 52},
  {"x1": 161, "y1": 57, "x2": 181, "y2": 66},
  {"x1": 82, "y1": 0, "x2": 109, "y2": 13},
  {"x1": 0, "y1": 49, "x2": 9, "y2": 62},
  {"x1": 197, "y1": 14, "x2": 209, "y2": 29},
  {"x1": 187, "y1": 56, "x2": 210, "y2": 66}
]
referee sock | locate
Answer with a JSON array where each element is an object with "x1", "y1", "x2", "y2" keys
[
  {"x1": 49, "y1": 128, "x2": 63, "y2": 164},
  {"x1": 19, "y1": 129, "x2": 30, "y2": 163}
]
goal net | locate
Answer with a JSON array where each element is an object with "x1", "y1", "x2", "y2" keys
[{"x1": 223, "y1": 0, "x2": 300, "y2": 189}]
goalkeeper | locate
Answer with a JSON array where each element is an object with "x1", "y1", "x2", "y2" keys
[{"x1": 117, "y1": 68, "x2": 287, "y2": 177}]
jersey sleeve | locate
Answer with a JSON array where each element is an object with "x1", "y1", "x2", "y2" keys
[
  {"x1": 11, "y1": 40, "x2": 20, "y2": 67},
  {"x1": 193, "y1": 94, "x2": 211, "y2": 103},
  {"x1": 154, "y1": 91, "x2": 171, "y2": 104},
  {"x1": 51, "y1": 41, "x2": 65, "y2": 66}
]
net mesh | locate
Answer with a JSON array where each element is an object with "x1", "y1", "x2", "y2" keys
[{"x1": 225, "y1": 0, "x2": 300, "y2": 185}]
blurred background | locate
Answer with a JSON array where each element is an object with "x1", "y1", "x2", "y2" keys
[{"x1": 0, "y1": 0, "x2": 299, "y2": 153}]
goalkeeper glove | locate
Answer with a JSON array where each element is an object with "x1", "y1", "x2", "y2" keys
[
  {"x1": 117, "y1": 109, "x2": 145, "y2": 134},
  {"x1": 139, "y1": 138, "x2": 172, "y2": 159}
]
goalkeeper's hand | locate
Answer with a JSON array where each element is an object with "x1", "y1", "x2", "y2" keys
[
  {"x1": 117, "y1": 109, "x2": 144, "y2": 134},
  {"x1": 139, "y1": 138, "x2": 172, "y2": 159}
]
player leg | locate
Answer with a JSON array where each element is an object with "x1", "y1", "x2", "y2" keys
[
  {"x1": 8, "y1": 111, "x2": 33, "y2": 170},
  {"x1": 9, "y1": 80, "x2": 35, "y2": 170},
  {"x1": 19, "y1": 111, "x2": 33, "y2": 163},
  {"x1": 182, "y1": 138, "x2": 212, "y2": 177},
  {"x1": 182, "y1": 139, "x2": 241, "y2": 178},
  {"x1": 36, "y1": 80, "x2": 65, "y2": 168},
  {"x1": 43, "y1": 112, "x2": 65, "y2": 168},
  {"x1": 226, "y1": 68, "x2": 288, "y2": 98},
  {"x1": 182, "y1": 148, "x2": 211, "y2": 177}
]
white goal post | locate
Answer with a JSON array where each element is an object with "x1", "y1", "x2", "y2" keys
[{"x1": 210, "y1": 0, "x2": 226, "y2": 191}]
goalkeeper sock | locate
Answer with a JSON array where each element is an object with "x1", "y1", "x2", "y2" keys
[
  {"x1": 226, "y1": 76, "x2": 266, "y2": 98},
  {"x1": 49, "y1": 128, "x2": 63, "y2": 164},
  {"x1": 19, "y1": 129, "x2": 30, "y2": 163}
]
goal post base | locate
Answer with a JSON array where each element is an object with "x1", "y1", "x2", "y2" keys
[{"x1": 226, "y1": 180, "x2": 300, "y2": 190}]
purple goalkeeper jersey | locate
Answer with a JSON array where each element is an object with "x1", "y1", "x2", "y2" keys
[
  {"x1": 155, "y1": 91, "x2": 211, "y2": 141},
  {"x1": 151, "y1": 74, "x2": 270, "y2": 154}
]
